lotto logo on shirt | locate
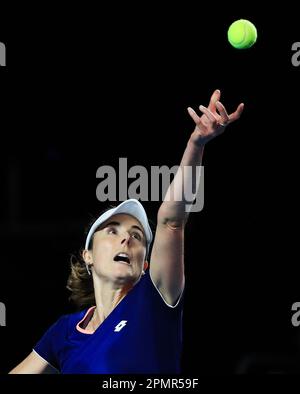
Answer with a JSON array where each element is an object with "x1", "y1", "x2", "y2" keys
[{"x1": 114, "y1": 320, "x2": 127, "y2": 332}]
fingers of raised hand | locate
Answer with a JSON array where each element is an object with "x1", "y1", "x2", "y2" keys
[
  {"x1": 188, "y1": 101, "x2": 244, "y2": 129},
  {"x1": 187, "y1": 107, "x2": 201, "y2": 124},
  {"x1": 215, "y1": 101, "x2": 230, "y2": 126},
  {"x1": 208, "y1": 89, "x2": 221, "y2": 112},
  {"x1": 228, "y1": 103, "x2": 244, "y2": 123},
  {"x1": 199, "y1": 105, "x2": 218, "y2": 128}
]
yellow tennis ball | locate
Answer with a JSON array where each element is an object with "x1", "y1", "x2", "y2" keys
[{"x1": 227, "y1": 19, "x2": 257, "y2": 49}]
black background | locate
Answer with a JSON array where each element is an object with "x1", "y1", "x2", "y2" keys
[{"x1": 0, "y1": 1, "x2": 299, "y2": 382}]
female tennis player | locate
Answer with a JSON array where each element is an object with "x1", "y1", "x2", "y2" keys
[{"x1": 9, "y1": 90, "x2": 243, "y2": 373}]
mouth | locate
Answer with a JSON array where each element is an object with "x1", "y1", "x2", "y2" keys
[{"x1": 113, "y1": 252, "x2": 131, "y2": 265}]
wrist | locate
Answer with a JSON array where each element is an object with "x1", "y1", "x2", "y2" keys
[{"x1": 188, "y1": 135, "x2": 206, "y2": 150}]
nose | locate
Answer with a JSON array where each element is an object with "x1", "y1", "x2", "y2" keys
[{"x1": 121, "y1": 233, "x2": 131, "y2": 246}]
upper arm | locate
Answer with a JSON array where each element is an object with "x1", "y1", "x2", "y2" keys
[
  {"x1": 149, "y1": 214, "x2": 185, "y2": 306},
  {"x1": 9, "y1": 351, "x2": 58, "y2": 374}
]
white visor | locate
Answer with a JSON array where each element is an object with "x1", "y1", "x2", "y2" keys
[{"x1": 85, "y1": 199, "x2": 153, "y2": 253}]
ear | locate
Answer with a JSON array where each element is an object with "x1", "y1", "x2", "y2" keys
[
  {"x1": 82, "y1": 249, "x2": 93, "y2": 264},
  {"x1": 143, "y1": 260, "x2": 149, "y2": 272}
]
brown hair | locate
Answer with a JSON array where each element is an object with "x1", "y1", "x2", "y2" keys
[
  {"x1": 66, "y1": 251, "x2": 95, "y2": 310},
  {"x1": 66, "y1": 208, "x2": 113, "y2": 310}
]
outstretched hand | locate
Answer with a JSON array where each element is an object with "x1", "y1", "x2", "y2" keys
[{"x1": 187, "y1": 89, "x2": 244, "y2": 146}]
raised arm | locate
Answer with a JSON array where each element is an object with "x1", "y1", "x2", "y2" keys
[{"x1": 150, "y1": 90, "x2": 244, "y2": 305}]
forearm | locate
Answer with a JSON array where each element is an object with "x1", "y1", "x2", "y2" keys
[{"x1": 158, "y1": 138, "x2": 204, "y2": 227}]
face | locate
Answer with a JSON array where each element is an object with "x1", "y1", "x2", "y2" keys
[{"x1": 84, "y1": 214, "x2": 148, "y2": 285}]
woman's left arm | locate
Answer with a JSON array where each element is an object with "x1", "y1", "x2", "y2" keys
[{"x1": 150, "y1": 90, "x2": 244, "y2": 305}]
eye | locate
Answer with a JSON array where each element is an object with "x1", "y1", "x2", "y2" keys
[
  {"x1": 131, "y1": 232, "x2": 142, "y2": 241},
  {"x1": 107, "y1": 227, "x2": 117, "y2": 235}
]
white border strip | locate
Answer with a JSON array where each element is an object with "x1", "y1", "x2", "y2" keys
[
  {"x1": 32, "y1": 349, "x2": 59, "y2": 372},
  {"x1": 149, "y1": 272, "x2": 184, "y2": 308}
]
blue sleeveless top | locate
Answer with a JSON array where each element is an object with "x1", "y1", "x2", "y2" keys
[{"x1": 33, "y1": 271, "x2": 184, "y2": 374}]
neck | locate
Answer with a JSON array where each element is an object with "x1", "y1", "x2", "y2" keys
[{"x1": 92, "y1": 278, "x2": 133, "y2": 327}]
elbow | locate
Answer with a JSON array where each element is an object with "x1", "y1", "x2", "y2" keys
[{"x1": 157, "y1": 207, "x2": 187, "y2": 229}]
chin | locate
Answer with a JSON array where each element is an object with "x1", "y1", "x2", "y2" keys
[
  {"x1": 112, "y1": 266, "x2": 134, "y2": 279},
  {"x1": 114, "y1": 272, "x2": 139, "y2": 287}
]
